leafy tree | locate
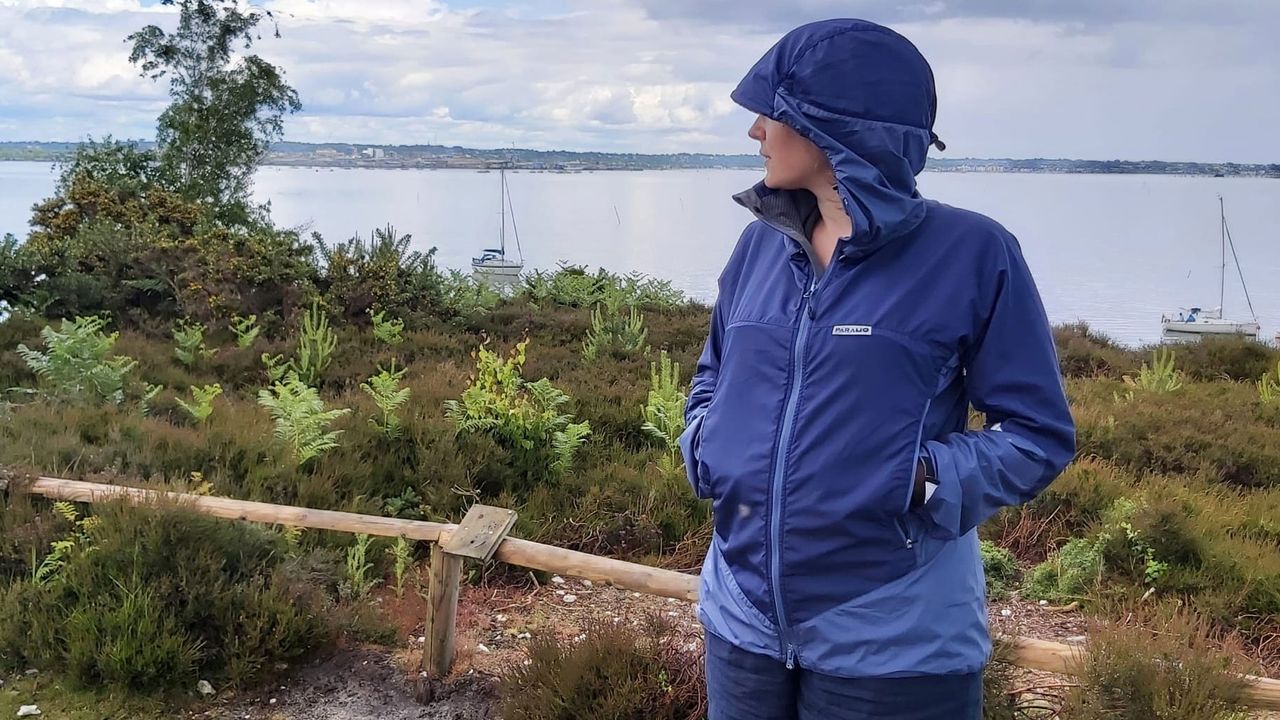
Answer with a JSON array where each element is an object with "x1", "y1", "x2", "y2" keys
[{"x1": 128, "y1": 0, "x2": 301, "y2": 225}]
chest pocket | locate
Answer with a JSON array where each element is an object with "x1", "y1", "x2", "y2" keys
[{"x1": 807, "y1": 324, "x2": 940, "y2": 400}]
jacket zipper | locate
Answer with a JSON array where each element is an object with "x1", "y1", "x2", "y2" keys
[
  {"x1": 768, "y1": 270, "x2": 829, "y2": 670},
  {"x1": 894, "y1": 517, "x2": 914, "y2": 550}
]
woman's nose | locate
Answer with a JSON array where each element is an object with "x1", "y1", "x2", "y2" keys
[{"x1": 748, "y1": 116, "x2": 765, "y2": 142}]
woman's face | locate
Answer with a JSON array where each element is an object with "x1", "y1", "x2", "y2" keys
[{"x1": 748, "y1": 114, "x2": 831, "y2": 191}]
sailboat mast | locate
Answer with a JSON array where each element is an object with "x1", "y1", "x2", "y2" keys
[
  {"x1": 1219, "y1": 195, "x2": 1226, "y2": 314},
  {"x1": 499, "y1": 167, "x2": 507, "y2": 257}
]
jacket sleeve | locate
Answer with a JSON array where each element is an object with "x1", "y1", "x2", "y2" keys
[
  {"x1": 678, "y1": 290, "x2": 726, "y2": 499},
  {"x1": 921, "y1": 235, "x2": 1076, "y2": 539},
  {"x1": 679, "y1": 223, "x2": 756, "y2": 498}
]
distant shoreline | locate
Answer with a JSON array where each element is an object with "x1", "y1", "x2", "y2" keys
[
  {"x1": 3, "y1": 158, "x2": 1277, "y2": 178},
  {"x1": 1, "y1": 141, "x2": 1277, "y2": 178}
]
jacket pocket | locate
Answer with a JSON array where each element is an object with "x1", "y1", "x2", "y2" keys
[{"x1": 678, "y1": 412, "x2": 712, "y2": 498}]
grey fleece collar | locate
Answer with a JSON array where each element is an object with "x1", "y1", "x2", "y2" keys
[{"x1": 734, "y1": 184, "x2": 826, "y2": 275}]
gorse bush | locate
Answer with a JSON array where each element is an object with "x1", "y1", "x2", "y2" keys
[
  {"x1": 1166, "y1": 335, "x2": 1280, "y2": 382},
  {"x1": 1052, "y1": 322, "x2": 1136, "y2": 379},
  {"x1": 1003, "y1": 454, "x2": 1280, "y2": 643},
  {"x1": 0, "y1": 233, "x2": 29, "y2": 312},
  {"x1": 16, "y1": 316, "x2": 139, "y2": 405},
  {"x1": 17, "y1": 147, "x2": 316, "y2": 326},
  {"x1": 439, "y1": 269, "x2": 504, "y2": 320},
  {"x1": 1025, "y1": 498, "x2": 1175, "y2": 605},
  {"x1": 315, "y1": 225, "x2": 447, "y2": 323},
  {"x1": 445, "y1": 338, "x2": 591, "y2": 493}
]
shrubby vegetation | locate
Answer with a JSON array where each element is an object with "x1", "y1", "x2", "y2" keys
[
  {"x1": 0, "y1": 499, "x2": 340, "y2": 694},
  {"x1": 497, "y1": 616, "x2": 703, "y2": 720}
]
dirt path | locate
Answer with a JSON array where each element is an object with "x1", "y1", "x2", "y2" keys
[{"x1": 198, "y1": 576, "x2": 1112, "y2": 720}]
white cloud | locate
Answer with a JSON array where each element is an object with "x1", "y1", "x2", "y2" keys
[{"x1": 0, "y1": 0, "x2": 1276, "y2": 161}]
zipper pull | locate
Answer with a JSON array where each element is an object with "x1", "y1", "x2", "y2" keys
[
  {"x1": 802, "y1": 285, "x2": 816, "y2": 320},
  {"x1": 785, "y1": 644, "x2": 797, "y2": 669}
]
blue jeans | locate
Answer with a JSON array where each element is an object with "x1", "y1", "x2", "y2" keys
[{"x1": 705, "y1": 632, "x2": 983, "y2": 720}]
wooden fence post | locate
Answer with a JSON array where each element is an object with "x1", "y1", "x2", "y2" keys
[
  {"x1": 421, "y1": 504, "x2": 517, "y2": 679},
  {"x1": 422, "y1": 543, "x2": 463, "y2": 678}
]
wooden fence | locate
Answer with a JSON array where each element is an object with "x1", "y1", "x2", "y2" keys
[{"x1": 10, "y1": 474, "x2": 1280, "y2": 711}]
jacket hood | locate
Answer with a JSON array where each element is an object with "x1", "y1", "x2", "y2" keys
[{"x1": 732, "y1": 19, "x2": 942, "y2": 258}]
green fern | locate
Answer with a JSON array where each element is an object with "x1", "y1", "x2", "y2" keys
[
  {"x1": 370, "y1": 309, "x2": 405, "y2": 345},
  {"x1": 231, "y1": 314, "x2": 261, "y2": 348},
  {"x1": 360, "y1": 359, "x2": 411, "y2": 438},
  {"x1": 173, "y1": 319, "x2": 217, "y2": 367},
  {"x1": 444, "y1": 339, "x2": 591, "y2": 485},
  {"x1": 16, "y1": 316, "x2": 138, "y2": 405},
  {"x1": 175, "y1": 383, "x2": 223, "y2": 424},
  {"x1": 32, "y1": 502, "x2": 97, "y2": 586},
  {"x1": 257, "y1": 371, "x2": 351, "y2": 466},
  {"x1": 261, "y1": 352, "x2": 289, "y2": 383},
  {"x1": 640, "y1": 350, "x2": 687, "y2": 475},
  {"x1": 138, "y1": 383, "x2": 164, "y2": 416}
]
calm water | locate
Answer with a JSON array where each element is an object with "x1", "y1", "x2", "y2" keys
[{"x1": 3, "y1": 161, "x2": 1278, "y2": 346}]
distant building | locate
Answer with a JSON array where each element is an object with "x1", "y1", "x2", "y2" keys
[{"x1": 360, "y1": 147, "x2": 385, "y2": 159}]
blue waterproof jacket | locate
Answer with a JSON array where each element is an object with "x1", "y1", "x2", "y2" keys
[{"x1": 680, "y1": 19, "x2": 1076, "y2": 678}]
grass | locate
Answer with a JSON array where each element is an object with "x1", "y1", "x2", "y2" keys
[{"x1": 0, "y1": 674, "x2": 168, "y2": 720}]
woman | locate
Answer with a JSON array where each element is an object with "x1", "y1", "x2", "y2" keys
[{"x1": 680, "y1": 19, "x2": 1076, "y2": 720}]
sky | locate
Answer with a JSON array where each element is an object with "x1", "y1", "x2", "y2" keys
[{"x1": 0, "y1": 0, "x2": 1277, "y2": 162}]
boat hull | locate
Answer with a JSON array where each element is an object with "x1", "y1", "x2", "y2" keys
[
  {"x1": 1161, "y1": 319, "x2": 1260, "y2": 339},
  {"x1": 471, "y1": 259, "x2": 523, "y2": 278}
]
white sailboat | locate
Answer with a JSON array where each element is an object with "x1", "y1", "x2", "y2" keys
[
  {"x1": 1160, "y1": 196, "x2": 1260, "y2": 341},
  {"x1": 471, "y1": 165, "x2": 524, "y2": 279}
]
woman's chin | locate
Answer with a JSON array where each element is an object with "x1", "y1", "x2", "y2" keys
[{"x1": 762, "y1": 174, "x2": 798, "y2": 190}]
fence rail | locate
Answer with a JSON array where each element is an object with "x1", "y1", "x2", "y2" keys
[{"x1": 10, "y1": 474, "x2": 1280, "y2": 711}]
